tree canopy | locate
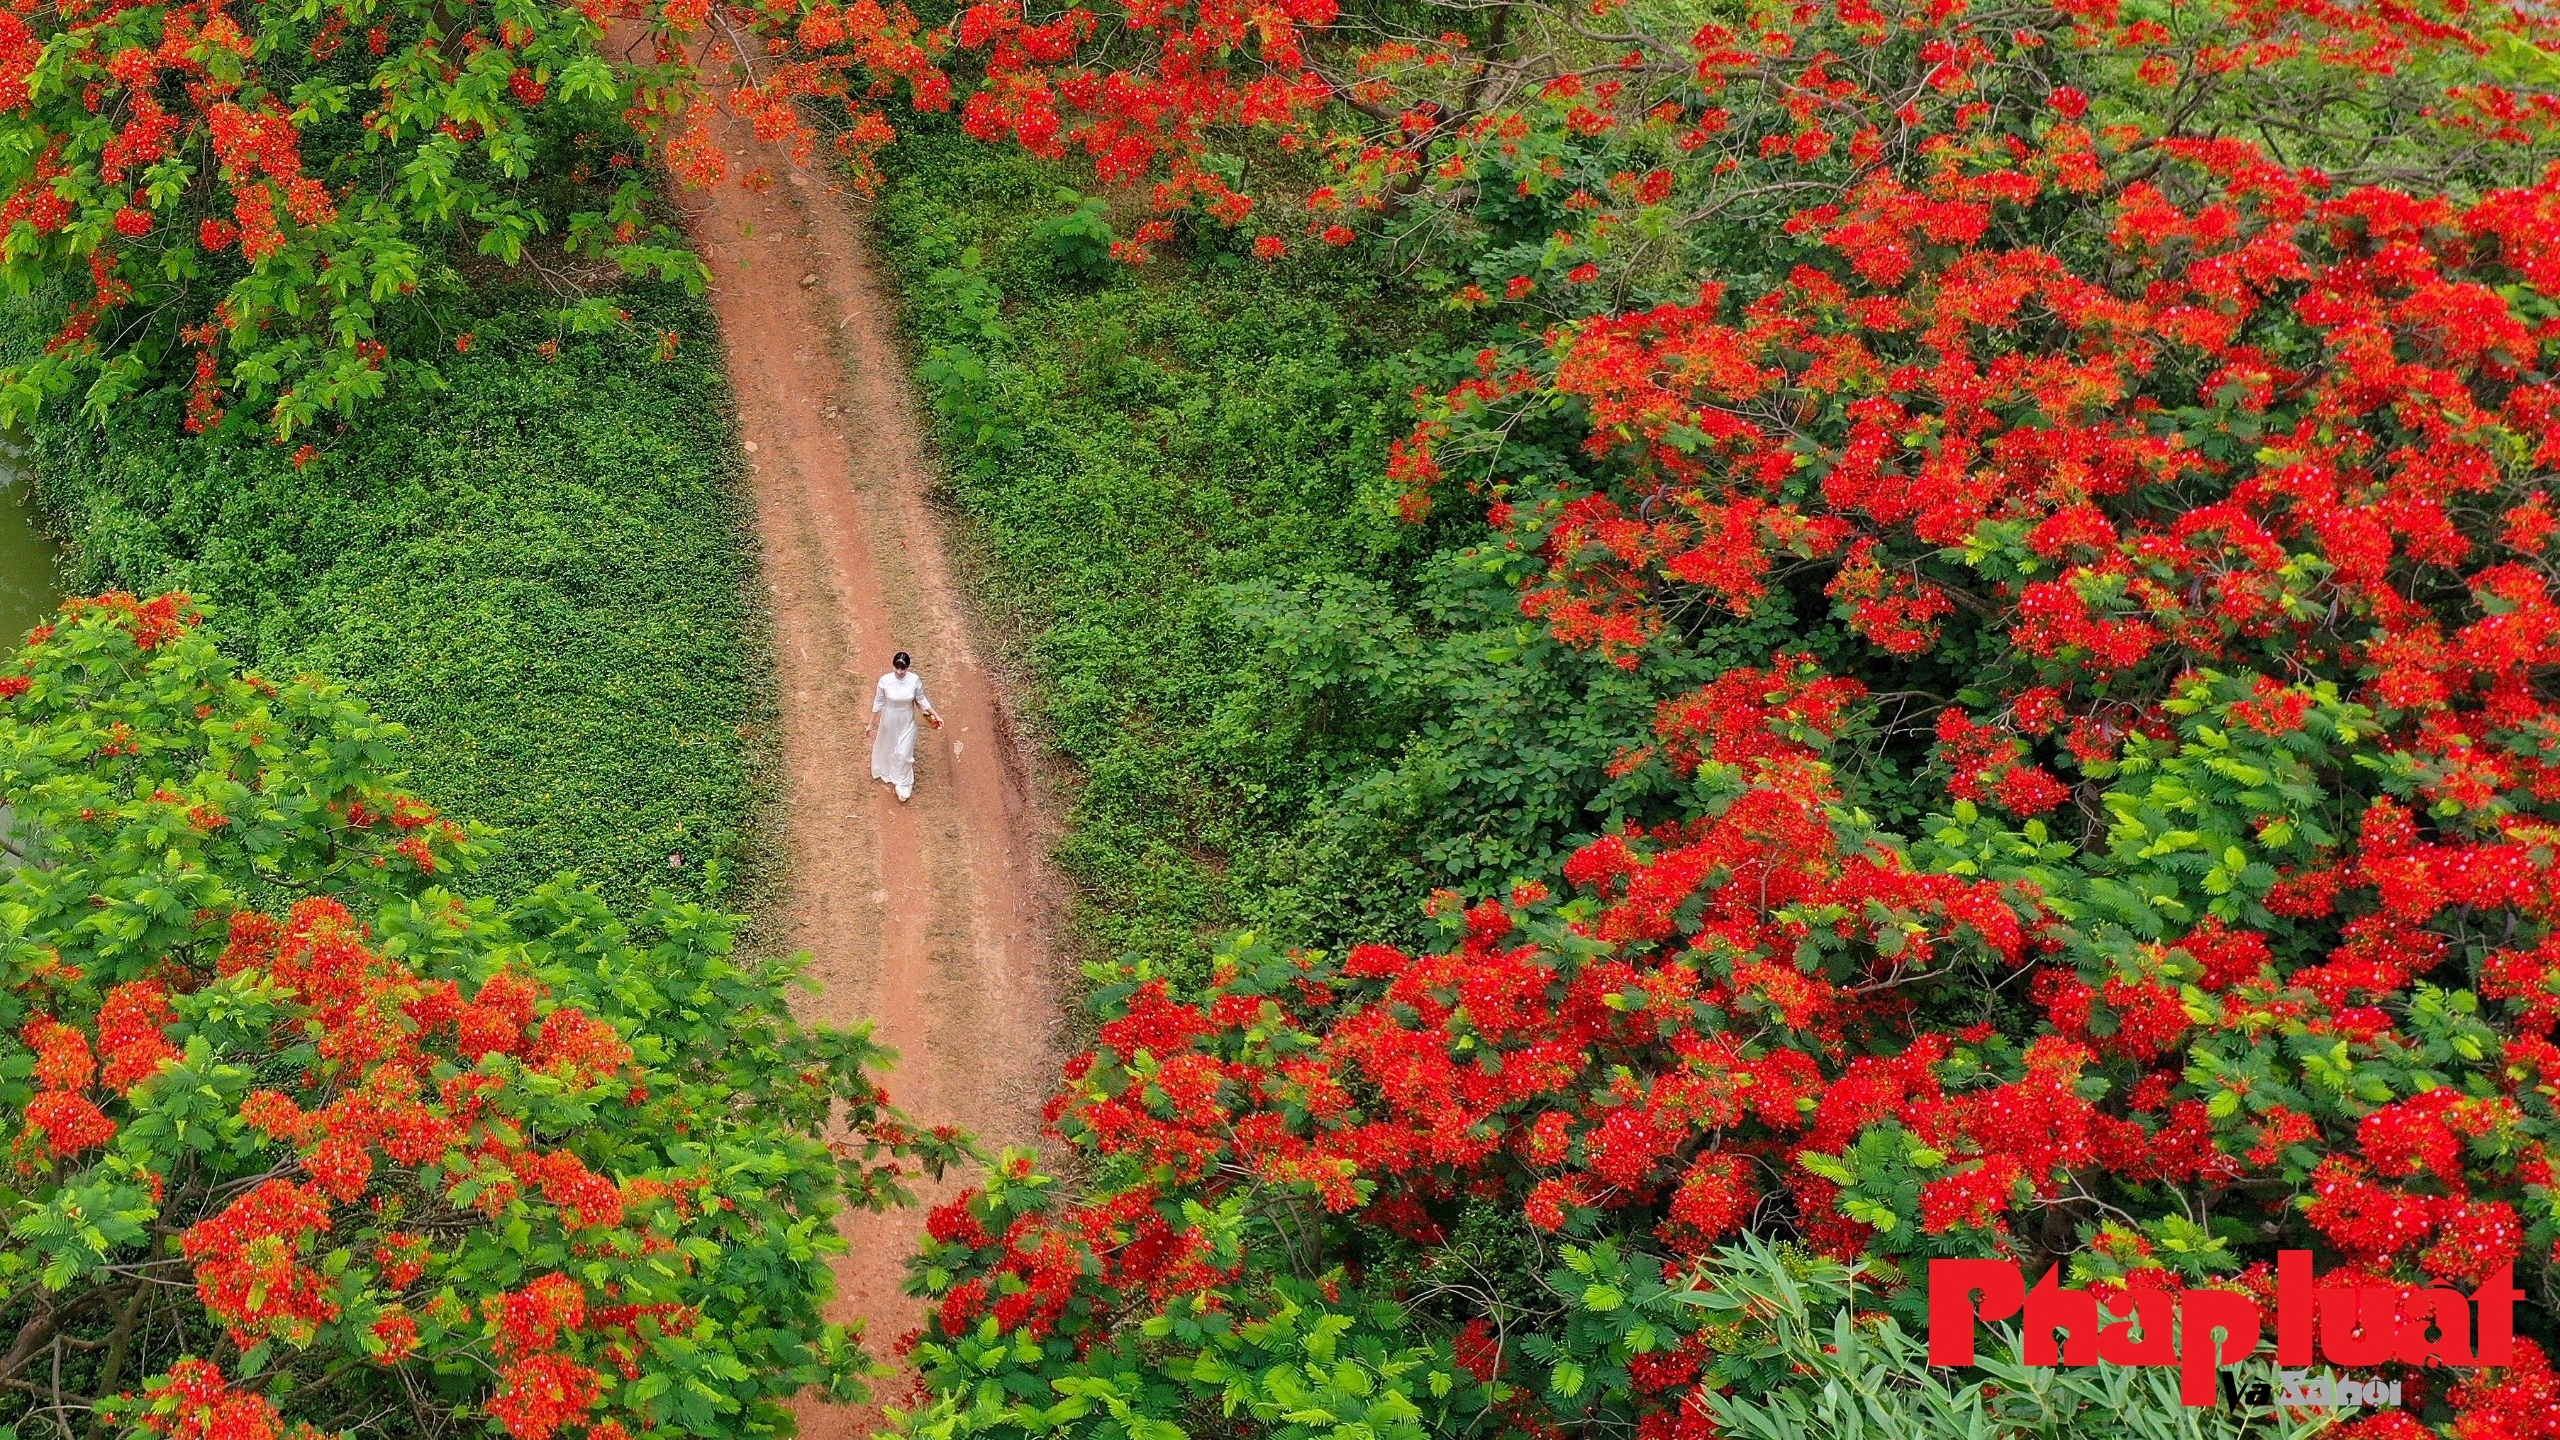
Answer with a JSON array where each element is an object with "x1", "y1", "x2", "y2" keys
[{"x1": 0, "y1": 594, "x2": 959, "y2": 1440}]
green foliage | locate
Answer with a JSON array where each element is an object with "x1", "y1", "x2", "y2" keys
[
  {"x1": 0, "y1": 0, "x2": 705, "y2": 434},
  {"x1": 874, "y1": 127, "x2": 1815, "y2": 968},
  {"x1": 913, "y1": 1280, "x2": 1497, "y2": 1440},
  {"x1": 1220, "y1": 547, "x2": 1813, "y2": 948},
  {"x1": 900, "y1": 1159, "x2": 1503, "y2": 1440},
  {"x1": 875, "y1": 128, "x2": 1424, "y2": 968},
  {"x1": 0, "y1": 597, "x2": 952, "y2": 1437},
  {"x1": 901, "y1": 1156, "x2": 2331, "y2": 1440},
  {"x1": 23, "y1": 282, "x2": 775, "y2": 909},
  {"x1": 1026, "y1": 191, "x2": 1118, "y2": 287},
  {"x1": 917, "y1": 247, "x2": 1020, "y2": 459},
  {"x1": 1691, "y1": 1241, "x2": 2326, "y2": 1440},
  {"x1": 1916, "y1": 670, "x2": 2367, "y2": 939}
]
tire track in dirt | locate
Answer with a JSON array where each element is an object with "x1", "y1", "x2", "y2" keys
[{"x1": 671, "y1": 111, "x2": 1063, "y2": 1440}]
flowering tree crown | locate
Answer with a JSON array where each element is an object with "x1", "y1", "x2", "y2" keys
[{"x1": 0, "y1": 594, "x2": 961, "y2": 1440}]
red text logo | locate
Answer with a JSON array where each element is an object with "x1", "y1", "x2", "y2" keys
[{"x1": 1927, "y1": 1254, "x2": 2523, "y2": 1406}]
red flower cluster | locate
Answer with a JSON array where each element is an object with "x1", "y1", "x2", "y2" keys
[
  {"x1": 181, "y1": 1179, "x2": 340, "y2": 1348},
  {"x1": 137, "y1": 1359, "x2": 283, "y2": 1440}
]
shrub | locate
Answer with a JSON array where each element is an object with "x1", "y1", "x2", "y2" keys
[
  {"x1": 1026, "y1": 191, "x2": 1118, "y2": 288},
  {"x1": 0, "y1": 595, "x2": 960, "y2": 1437}
]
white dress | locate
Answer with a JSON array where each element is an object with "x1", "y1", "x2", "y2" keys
[{"x1": 871, "y1": 670, "x2": 935, "y2": 800}]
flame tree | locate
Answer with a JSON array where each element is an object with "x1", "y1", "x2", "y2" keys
[
  {"x1": 861, "y1": 0, "x2": 2560, "y2": 1436},
  {"x1": 0, "y1": 594, "x2": 962, "y2": 1439}
]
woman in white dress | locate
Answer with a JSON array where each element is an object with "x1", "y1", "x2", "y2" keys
[{"x1": 870, "y1": 652, "x2": 937, "y2": 802}]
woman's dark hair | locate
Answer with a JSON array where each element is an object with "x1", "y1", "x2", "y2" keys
[{"x1": 893, "y1": 652, "x2": 911, "y2": 670}]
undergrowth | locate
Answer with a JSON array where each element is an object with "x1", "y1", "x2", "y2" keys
[
  {"x1": 871, "y1": 124, "x2": 1812, "y2": 972},
  {"x1": 22, "y1": 282, "x2": 779, "y2": 911}
]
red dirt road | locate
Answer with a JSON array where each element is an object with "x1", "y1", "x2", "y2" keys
[{"x1": 672, "y1": 114, "x2": 1063, "y2": 1438}]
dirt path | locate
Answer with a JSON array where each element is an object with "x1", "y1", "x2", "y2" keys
[{"x1": 671, "y1": 111, "x2": 1063, "y2": 1439}]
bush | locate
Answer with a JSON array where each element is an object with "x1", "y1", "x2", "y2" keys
[
  {"x1": 1025, "y1": 191, "x2": 1118, "y2": 288},
  {"x1": 0, "y1": 595, "x2": 958, "y2": 1438}
]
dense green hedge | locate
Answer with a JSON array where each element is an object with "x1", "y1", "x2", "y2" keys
[{"x1": 24, "y1": 283, "x2": 778, "y2": 909}]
